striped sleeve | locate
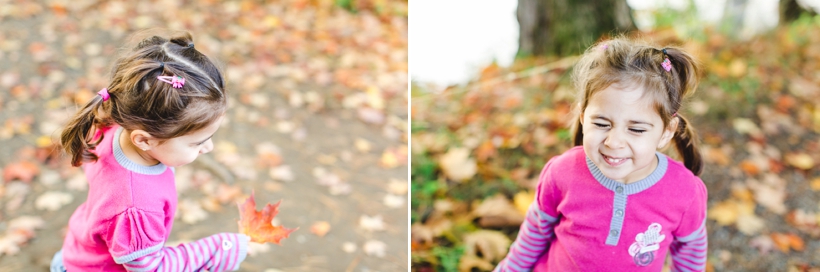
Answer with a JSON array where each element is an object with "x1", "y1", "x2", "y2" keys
[
  {"x1": 670, "y1": 221, "x2": 707, "y2": 272},
  {"x1": 493, "y1": 202, "x2": 558, "y2": 272},
  {"x1": 120, "y1": 233, "x2": 250, "y2": 272}
]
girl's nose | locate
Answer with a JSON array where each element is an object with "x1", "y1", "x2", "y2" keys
[
  {"x1": 200, "y1": 139, "x2": 214, "y2": 154},
  {"x1": 604, "y1": 130, "x2": 626, "y2": 149}
]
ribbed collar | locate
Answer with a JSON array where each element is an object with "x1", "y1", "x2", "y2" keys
[
  {"x1": 586, "y1": 152, "x2": 667, "y2": 195},
  {"x1": 113, "y1": 126, "x2": 167, "y2": 175}
]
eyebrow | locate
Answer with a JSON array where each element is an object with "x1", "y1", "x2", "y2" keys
[
  {"x1": 593, "y1": 115, "x2": 654, "y2": 127},
  {"x1": 194, "y1": 134, "x2": 214, "y2": 145}
]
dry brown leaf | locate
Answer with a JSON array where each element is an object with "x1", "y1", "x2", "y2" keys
[
  {"x1": 473, "y1": 194, "x2": 525, "y2": 227},
  {"x1": 34, "y1": 191, "x2": 73, "y2": 211},
  {"x1": 459, "y1": 254, "x2": 495, "y2": 272},
  {"x1": 438, "y1": 147, "x2": 477, "y2": 182},
  {"x1": 462, "y1": 229, "x2": 511, "y2": 263}
]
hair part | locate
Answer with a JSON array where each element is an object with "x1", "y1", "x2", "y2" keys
[
  {"x1": 570, "y1": 36, "x2": 703, "y2": 175},
  {"x1": 61, "y1": 30, "x2": 227, "y2": 167}
]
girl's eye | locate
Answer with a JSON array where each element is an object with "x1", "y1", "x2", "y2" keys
[
  {"x1": 629, "y1": 129, "x2": 646, "y2": 134},
  {"x1": 593, "y1": 123, "x2": 610, "y2": 128}
]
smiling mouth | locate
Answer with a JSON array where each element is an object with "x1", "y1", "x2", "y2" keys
[{"x1": 601, "y1": 152, "x2": 629, "y2": 166}]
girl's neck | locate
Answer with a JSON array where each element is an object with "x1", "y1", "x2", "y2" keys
[{"x1": 118, "y1": 128, "x2": 160, "y2": 166}]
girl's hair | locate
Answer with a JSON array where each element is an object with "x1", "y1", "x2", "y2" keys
[
  {"x1": 61, "y1": 31, "x2": 227, "y2": 167},
  {"x1": 570, "y1": 37, "x2": 703, "y2": 176}
]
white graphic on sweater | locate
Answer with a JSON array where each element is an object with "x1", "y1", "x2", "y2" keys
[{"x1": 628, "y1": 223, "x2": 665, "y2": 266}]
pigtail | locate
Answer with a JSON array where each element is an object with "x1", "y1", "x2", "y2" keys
[
  {"x1": 572, "y1": 114, "x2": 584, "y2": 146},
  {"x1": 60, "y1": 95, "x2": 107, "y2": 167},
  {"x1": 672, "y1": 114, "x2": 703, "y2": 176}
]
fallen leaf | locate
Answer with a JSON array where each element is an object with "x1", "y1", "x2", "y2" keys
[
  {"x1": 34, "y1": 191, "x2": 73, "y2": 211},
  {"x1": 237, "y1": 191, "x2": 297, "y2": 244},
  {"x1": 359, "y1": 214, "x2": 385, "y2": 232},
  {"x1": 2, "y1": 161, "x2": 39, "y2": 183},
  {"x1": 438, "y1": 147, "x2": 477, "y2": 182},
  {"x1": 513, "y1": 191, "x2": 534, "y2": 215},
  {"x1": 472, "y1": 194, "x2": 525, "y2": 227},
  {"x1": 749, "y1": 235, "x2": 775, "y2": 255},
  {"x1": 342, "y1": 242, "x2": 357, "y2": 253},
  {"x1": 383, "y1": 194, "x2": 405, "y2": 208},
  {"x1": 459, "y1": 254, "x2": 495, "y2": 272},
  {"x1": 462, "y1": 229, "x2": 512, "y2": 263},
  {"x1": 736, "y1": 214, "x2": 765, "y2": 235},
  {"x1": 268, "y1": 165, "x2": 295, "y2": 182},
  {"x1": 785, "y1": 153, "x2": 814, "y2": 170},
  {"x1": 363, "y1": 240, "x2": 387, "y2": 257},
  {"x1": 310, "y1": 221, "x2": 331, "y2": 237}
]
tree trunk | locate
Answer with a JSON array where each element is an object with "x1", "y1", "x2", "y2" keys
[
  {"x1": 517, "y1": 0, "x2": 636, "y2": 57},
  {"x1": 780, "y1": 0, "x2": 816, "y2": 24}
]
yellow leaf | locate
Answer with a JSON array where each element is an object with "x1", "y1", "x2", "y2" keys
[
  {"x1": 513, "y1": 191, "x2": 534, "y2": 216},
  {"x1": 785, "y1": 153, "x2": 814, "y2": 170}
]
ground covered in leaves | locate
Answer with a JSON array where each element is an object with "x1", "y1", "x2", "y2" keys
[
  {"x1": 411, "y1": 18, "x2": 820, "y2": 272},
  {"x1": 0, "y1": 0, "x2": 408, "y2": 271}
]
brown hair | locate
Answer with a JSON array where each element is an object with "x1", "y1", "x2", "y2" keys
[
  {"x1": 570, "y1": 37, "x2": 703, "y2": 176},
  {"x1": 61, "y1": 31, "x2": 227, "y2": 167}
]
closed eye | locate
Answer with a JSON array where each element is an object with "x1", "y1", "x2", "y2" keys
[
  {"x1": 629, "y1": 129, "x2": 647, "y2": 134},
  {"x1": 593, "y1": 123, "x2": 610, "y2": 128}
]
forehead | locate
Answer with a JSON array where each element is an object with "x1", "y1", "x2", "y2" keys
[{"x1": 587, "y1": 83, "x2": 658, "y2": 117}]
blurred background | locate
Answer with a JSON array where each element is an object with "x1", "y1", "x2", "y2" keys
[
  {"x1": 0, "y1": 0, "x2": 407, "y2": 271},
  {"x1": 411, "y1": 0, "x2": 820, "y2": 271}
]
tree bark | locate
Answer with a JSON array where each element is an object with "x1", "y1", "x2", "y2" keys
[
  {"x1": 517, "y1": 0, "x2": 636, "y2": 57},
  {"x1": 780, "y1": 0, "x2": 816, "y2": 24}
]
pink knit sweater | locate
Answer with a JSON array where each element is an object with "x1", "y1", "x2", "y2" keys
[
  {"x1": 61, "y1": 125, "x2": 249, "y2": 271},
  {"x1": 496, "y1": 146, "x2": 707, "y2": 271}
]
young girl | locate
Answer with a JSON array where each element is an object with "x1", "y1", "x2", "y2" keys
[
  {"x1": 495, "y1": 37, "x2": 708, "y2": 271},
  {"x1": 50, "y1": 32, "x2": 250, "y2": 271}
]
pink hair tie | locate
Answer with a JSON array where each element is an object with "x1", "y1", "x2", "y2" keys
[
  {"x1": 672, "y1": 112, "x2": 678, "y2": 117},
  {"x1": 97, "y1": 88, "x2": 110, "y2": 101},
  {"x1": 158, "y1": 75, "x2": 185, "y2": 89},
  {"x1": 661, "y1": 58, "x2": 672, "y2": 72}
]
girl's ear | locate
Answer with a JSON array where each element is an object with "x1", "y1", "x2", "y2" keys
[
  {"x1": 657, "y1": 118, "x2": 678, "y2": 149},
  {"x1": 130, "y1": 130, "x2": 156, "y2": 151}
]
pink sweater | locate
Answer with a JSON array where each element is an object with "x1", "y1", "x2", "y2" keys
[
  {"x1": 496, "y1": 146, "x2": 707, "y2": 271},
  {"x1": 61, "y1": 125, "x2": 249, "y2": 271}
]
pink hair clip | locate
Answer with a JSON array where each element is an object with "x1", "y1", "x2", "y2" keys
[
  {"x1": 158, "y1": 75, "x2": 185, "y2": 89},
  {"x1": 661, "y1": 58, "x2": 672, "y2": 72},
  {"x1": 600, "y1": 44, "x2": 608, "y2": 50},
  {"x1": 97, "y1": 88, "x2": 110, "y2": 101}
]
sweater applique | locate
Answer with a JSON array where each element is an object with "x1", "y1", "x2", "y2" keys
[{"x1": 628, "y1": 223, "x2": 665, "y2": 266}]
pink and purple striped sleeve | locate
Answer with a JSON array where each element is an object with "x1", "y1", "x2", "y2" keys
[
  {"x1": 119, "y1": 233, "x2": 250, "y2": 272},
  {"x1": 670, "y1": 221, "x2": 707, "y2": 272},
  {"x1": 494, "y1": 202, "x2": 558, "y2": 272}
]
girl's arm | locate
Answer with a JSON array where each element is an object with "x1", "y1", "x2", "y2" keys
[
  {"x1": 494, "y1": 201, "x2": 558, "y2": 272},
  {"x1": 120, "y1": 233, "x2": 250, "y2": 272},
  {"x1": 670, "y1": 221, "x2": 707, "y2": 272}
]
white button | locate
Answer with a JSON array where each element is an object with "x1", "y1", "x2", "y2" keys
[{"x1": 222, "y1": 240, "x2": 233, "y2": 250}]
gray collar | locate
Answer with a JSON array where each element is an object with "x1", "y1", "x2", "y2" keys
[
  {"x1": 585, "y1": 152, "x2": 667, "y2": 195},
  {"x1": 113, "y1": 126, "x2": 168, "y2": 175}
]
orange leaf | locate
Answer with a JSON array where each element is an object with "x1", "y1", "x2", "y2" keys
[
  {"x1": 2, "y1": 161, "x2": 39, "y2": 183},
  {"x1": 237, "y1": 191, "x2": 297, "y2": 244}
]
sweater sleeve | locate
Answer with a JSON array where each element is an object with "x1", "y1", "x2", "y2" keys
[
  {"x1": 495, "y1": 160, "x2": 561, "y2": 272},
  {"x1": 106, "y1": 208, "x2": 249, "y2": 271},
  {"x1": 670, "y1": 179, "x2": 708, "y2": 272},
  {"x1": 121, "y1": 233, "x2": 250, "y2": 272}
]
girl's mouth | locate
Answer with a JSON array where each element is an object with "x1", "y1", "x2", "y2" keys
[{"x1": 601, "y1": 152, "x2": 629, "y2": 167}]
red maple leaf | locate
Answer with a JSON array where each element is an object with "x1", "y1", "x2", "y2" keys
[{"x1": 237, "y1": 191, "x2": 297, "y2": 244}]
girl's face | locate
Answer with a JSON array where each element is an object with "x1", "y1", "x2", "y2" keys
[
  {"x1": 580, "y1": 83, "x2": 676, "y2": 184},
  {"x1": 143, "y1": 116, "x2": 222, "y2": 167}
]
